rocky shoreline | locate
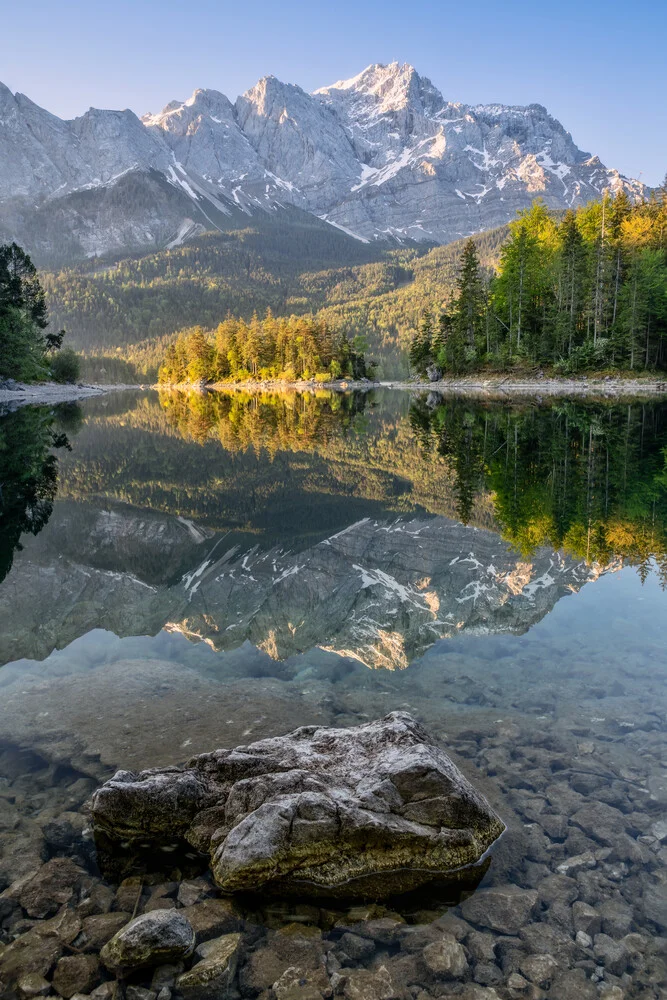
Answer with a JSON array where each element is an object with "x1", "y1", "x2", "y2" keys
[
  {"x1": 160, "y1": 376, "x2": 667, "y2": 399},
  {"x1": 0, "y1": 382, "x2": 142, "y2": 408}
]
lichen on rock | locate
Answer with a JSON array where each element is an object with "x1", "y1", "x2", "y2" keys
[{"x1": 92, "y1": 713, "x2": 504, "y2": 898}]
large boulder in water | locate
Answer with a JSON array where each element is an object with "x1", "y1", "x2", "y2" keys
[{"x1": 91, "y1": 712, "x2": 504, "y2": 898}]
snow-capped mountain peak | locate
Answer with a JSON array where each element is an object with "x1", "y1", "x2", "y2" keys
[{"x1": 0, "y1": 64, "x2": 648, "y2": 261}]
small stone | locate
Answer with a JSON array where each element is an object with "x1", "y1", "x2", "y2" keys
[
  {"x1": 100, "y1": 911, "x2": 195, "y2": 972},
  {"x1": 353, "y1": 918, "x2": 404, "y2": 946},
  {"x1": 593, "y1": 934, "x2": 629, "y2": 976},
  {"x1": 458, "y1": 988, "x2": 502, "y2": 1000},
  {"x1": 459, "y1": 886, "x2": 538, "y2": 935},
  {"x1": 240, "y1": 946, "x2": 291, "y2": 993},
  {"x1": 506, "y1": 973, "x2": 528, "y2": 990},
  {"x1": 18, "y1": 860, "x2": 85, "y2": 919},
  {"x1": 572, "y1": 901, "x2": 601, "y2": 937},
  {"x1": 556, "y1": 851, "x2": 596, "y2": 875},
  {"x1": 115, "y1": 878, "x2": 144, "y2": 912},
  {"x1": 598, "y1": 899, "x2": 633, "y2": 938},
  {"x1": 176, "y1": 934, "x2": 241, "y2": 1000},
  {"x1": 466, "y1": 931, "x2": 496, "y2": 963},
  {"x1": 180, "y1": 899, "x2": 238, "y2": 942},
  {"x1": 177, "y1": 880, "x2": 209, "y2": 908},
  {"x1": 16, "y1": 973, "x2": 50, "y2": 997},
  {"x1": 641, "y1": 873, "x2": 667, "y2": 931},
  {"x1": 81, "y1": 912, "x2": 132, "y2": 951},
  {"x1": 90, "y1": 985, "x2": 116, "y2": 1000},
  {"x1": 519, "y1": 953, "x2": 558, "y2": 987},
  {"x1": 44, "y1": 905, "x2": 82, "y2": 946},
  {"x1": 77, "y1": 884, "x2": 115, "y2": 918},
  {"x1": 52, "y1": 955, "x2": 100, "y2": 999},
  {"x1": 473, "y1": 963, "x2": 502, "y2": 986},
  {"x1": 273, "y1": 965, "x2": 333, "y2": 1000},
  {"x1": 125, "y1": 988, "x2": 157, "y2": 1000},
  {"x1": 549, "y1": 969, "x2": 597, "y2": 1000},
  {"x1": 422, "y1": 934, "x2": 468, "y2": 978},
  {"x1": 431, "y1": 912, "x2": 469, "y2": 940},
  {"x1": 599, "y1": 987, "x2": 624, "y2": 1000},
  {"x1": 536, "y1": 874, "x2": 578, "y2": 907},
  {"x1": 575, "y1": 931, "x2": 592, "y2": 949},
  {"x1": 649, "y1": 820, "x2": 667, "y2": 843},
  {"x1": 342, "y1": 965, "x2": 397, "y2": 1000},
  {"x1": 338, "y1": 934, "x2": 374, "y2": 962},
  {"x1": 151, "y1": 963, "x2": 184, "y2": 990}
]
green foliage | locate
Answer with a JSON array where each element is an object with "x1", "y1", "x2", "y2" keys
[
  {"x1": 0, "y1": 242, "x2": 71, "y2": 382},
  {"x1": 410, "y1": 193, "x2": 667, "y2": 376},
  {"x1": 44, "y1": 225, "x2": 510, "y2": 380},
  {"x1": 50, "y1": 347, "x2": 81, "y2": 384},
  {"x1": 158, "y1": 312, "x2": 375, "y2": 384}
]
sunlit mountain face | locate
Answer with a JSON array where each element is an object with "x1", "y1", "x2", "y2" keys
[{"x1": 0, "y1": 63, "x2": 645, "y2": 261}]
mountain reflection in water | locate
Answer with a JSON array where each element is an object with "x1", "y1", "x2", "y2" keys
[{"x1": 1, "y1": 389, "x2": 666, "y2": 667}]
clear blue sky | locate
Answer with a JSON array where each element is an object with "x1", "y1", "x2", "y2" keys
[{"x1": 2, "y1": 0, "x2": 665, "y2": 186}]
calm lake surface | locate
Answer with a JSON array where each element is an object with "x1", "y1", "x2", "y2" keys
[{"x1": 0, "y1": 388, "x2": 665, "y2": 998}]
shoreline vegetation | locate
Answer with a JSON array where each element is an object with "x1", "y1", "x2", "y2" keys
[
  {"x1": 409, "y1": 193, "x2": 667, "y2": 379},
  {"x1": 0, "y1": 242, "x2": 82, "y2": 386},
  {"x1": 154, "y1": 192, "x2": 667, "y2": 397}
]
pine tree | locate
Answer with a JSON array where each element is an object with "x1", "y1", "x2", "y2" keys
[
  {"x1": 452, "y1": 239, "x2": 485, "y2": 368},
  {"x1": 554, "y1": 211, "x2": 587, "y2": 358},
  {"x1": 409, "y1": 312, "x2": 434, "y2": 376}
]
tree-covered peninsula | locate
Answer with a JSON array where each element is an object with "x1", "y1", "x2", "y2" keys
[
  {"x1": 158, "y1": 312, "x2": 375, "y2": 384},
  {"x1": 410, "y1": 190, "x2": 667, "y2": 377}
]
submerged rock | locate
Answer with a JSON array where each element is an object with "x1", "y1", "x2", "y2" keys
[
  {"x1": 100, "y1": 911, "x2": 196, "y2": 972},
  {"x1": 175, "y1": 933, "x2": 241, "y2": 1000},
  {"x1": 92, "y1": 712, "x2": 504, "y2": 898}
]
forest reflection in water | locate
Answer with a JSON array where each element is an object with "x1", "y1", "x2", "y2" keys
[
  {"x1": 0, "y1": 402, "x2": 79, "y2": 586},
  {"x1": 153, "y1": 387, "x2": 667, "y2": 583}
]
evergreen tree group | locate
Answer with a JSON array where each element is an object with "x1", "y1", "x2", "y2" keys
[
  {"x1": 0, "y1": 243, "x2": 77, "y2": 382},
  {"x1": 158, "y1": 311, "x2": 374, "y2": 384},
  {"x1": 410, "y1": 187, "x2": 667, "y2": 376}
]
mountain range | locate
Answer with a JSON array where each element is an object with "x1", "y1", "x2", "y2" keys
[{"x1": 0, "y1": 62, "x2": 647, "y2": 263}]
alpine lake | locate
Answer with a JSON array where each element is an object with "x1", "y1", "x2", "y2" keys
[{"x1": 0, "y1": 386, "x2": 666, "y2": 1000}]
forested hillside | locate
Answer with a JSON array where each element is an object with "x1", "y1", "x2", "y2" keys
[
  {"x1": 44, "y1": 221, "x2": 508, "y2": 380},
  {"x1": 411, "y1": 190, "x2": 667, "y2": 375}
]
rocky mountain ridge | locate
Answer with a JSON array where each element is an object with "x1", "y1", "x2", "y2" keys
[{"x1": 0, "y1": 63, "x2": 646, "y2": 262}]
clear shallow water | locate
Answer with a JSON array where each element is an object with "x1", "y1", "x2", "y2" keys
[{"x1": 0, "y1": 389, "x2": 666, "y2": 998}]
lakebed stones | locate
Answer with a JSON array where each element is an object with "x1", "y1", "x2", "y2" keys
[
  {"x1": 100, "y1": 911, "x2": 196, "y2": 972},
  {"x1": 91, "y1": 713, "x2": 505, "y2": 899},
  {"x1": 175, "y1": 933, "x2": 241, "y2": 1000},
  {"x1": 459, "y1": 886, "x2": 538, "y2": 935}
]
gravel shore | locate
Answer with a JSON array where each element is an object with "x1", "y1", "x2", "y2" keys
[{"x1": 0, "y1": 381, "x2": 142, "y2": 407}]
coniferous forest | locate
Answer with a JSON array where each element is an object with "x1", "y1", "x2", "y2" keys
[
  {"x1": 158, "y1": 313, "x2": 374, "y2": 384},
  {"x1": 410, "y1": 190, "x2": 667, "y2": 377}
]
